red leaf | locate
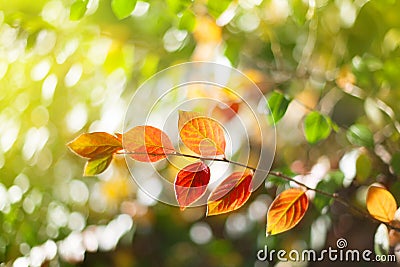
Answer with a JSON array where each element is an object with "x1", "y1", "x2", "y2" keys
[
  {"x1": 266, "y1": 188, "x2": 309, "y2": 235},
  {"x1": 67, "y1": 132, "x2": 122, "y2": 159},
  {"x1": 175, "y1": 161, "x2": 210, "y2": 210},
  {"x1": 179, "y1": 110, "x2": 226, "y2": 156},
  {"x1": 124, "y1": 126, "x2": 175, "y2": 162},
  {"x1": 207, "y1": 171, "x2": 253, "y2": 216}
]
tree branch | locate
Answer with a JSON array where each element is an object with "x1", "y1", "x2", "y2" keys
[{"x1": 118, "y1": 150, "x2": 400, "y2": 231}]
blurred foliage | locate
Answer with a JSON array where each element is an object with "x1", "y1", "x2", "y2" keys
[{"x1": 1, "y1": 0, "x2": 400, "y2": 266}]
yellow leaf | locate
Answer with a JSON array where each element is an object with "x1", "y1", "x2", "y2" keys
[
  {"x1": 67, "y1": 132, "x2": 122, "y2": 159},
  {"x1": 366, "y1": 185, "x2": 397, "y2": 223}
]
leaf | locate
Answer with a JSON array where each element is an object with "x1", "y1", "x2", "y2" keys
[
  {"x1": 175, "y1": 161, "x2": 210, "y2": 210},
  {"x1": 374, "y1": 224, "x2": 389, "y2": 256},
  {"x1": 179, "y1": 111, "x2": 226, "y2": 156},
  {"x1": 366, "y1": 185, "x2": 397, "y2": 223},
  {"x1": 313, "y1": 172, "x2": 344, "y2": 213},
  {"x1": 124, "y1": 126, "x2": 175, "y2": 162},
  {"x1": 313, "y1": 182, "x2": 337, "y2": 213},
  {"x1": 178, "y1": 110, "x2": 200, "y2": 130},
  {"x1": 267, "y1": 91, "x2": 291, "y2": 125},
  {"x1": 266, "y1": 188, "x2": 309, "y2": 235},
  {"x1": 67, "y1": 132, "x2": 122, "y2": 159},
  {"x1": 70, "y1": 0, "x2": 89, "y2": 20},
  {"x1": 207, "y1": 171, "x2": 253, "y2": 216},
  {"x1": 84, "y1": 155, "x2": 113, "y2": 176},
  {"x1": 111, "y1": 0, "x2": 137, "y2": 20},
  {"x1": 347, "y1": 124, "x2": 374, "y2": 148},
  {"x1": 115, "y1": 133, "x2": 123, "y2": 143},
  {"x1": 303, "y1": 111, "x2": 332, "y2": 144}
]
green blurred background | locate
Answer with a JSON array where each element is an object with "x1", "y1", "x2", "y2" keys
[{"x1": 1, "y1": 0, "x2": 400, "y2": 266}]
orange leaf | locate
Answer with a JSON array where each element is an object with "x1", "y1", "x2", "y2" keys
[
  {"x1": 179, "y1": 110, "x2": 226, "y2": 156},
  {"x1": 178, "y1": 110, "x2": 201, "y2": 131},
  {"x1": 266, "y1": 188, "x2": 309, "y2": 235},
  {"x1": 124, "y1": 126, "x2": 175, "y2": 162},
  {"x1": 115, "y1": 133, "x2": 123, "y2": 143},
  {"x1": 366, "y1": 185, "x2": 397, "y2": 223},
  {"x1": 175, "y1": 161, "x2": 210, "y2": 210},
  {"x1": 67, "y1": 132, "x2": 122, "y2": 159},
  {"x1": 207, "y1": 171, "x2": 253, "y2": 216}
]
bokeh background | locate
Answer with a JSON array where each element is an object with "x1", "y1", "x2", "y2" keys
[{"x1": 1, "y1": 0, "x2": 400, "y2": 266}]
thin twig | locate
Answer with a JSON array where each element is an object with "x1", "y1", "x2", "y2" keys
[{"x1": 118, "y1": 150, "x2": 400, "y2": 231}]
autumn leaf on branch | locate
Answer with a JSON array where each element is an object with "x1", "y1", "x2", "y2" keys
[
  {"x1": 174, "y1": 161, "x2": 210, "y2": 210},
  {"x1": 67, "y1": 132, "x2": 123, "y2": 176},
  {"x1": 266, "y1": 188, "x2": 309, "y2": 235},
  {"x1": 179, "y1": 110, "x2": 226, "y2": 157},
  {"x1": 84, "y1": 155, "x2": 113, "y2": 176},
  {"x1": 366, "y1": 185, "x2": 397, "y2": 223},
  {"x1": 207, "y1": 171, "x2": 253, "y2": 216},
  {"x1": 124, "y1": 125, "x2": 175, "y2": 162},
  {"x1": 67, "y1": 132, "x2": 123, "y2": 159}
]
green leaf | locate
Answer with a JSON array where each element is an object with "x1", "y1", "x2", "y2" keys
[
  {"x1": 356, "y1": 153, "x2": 372, "y2": 183},
  {"x1": 303, "y1": 111, "x2": 332, "y2": 144},
  {"x1": 84, "y1": 155, "x2": 113, "y2": 176},
  {"x1": 266, "y1": 175, "x2": 290, "y2": 188},
  {"x1": 111, "y1": 0, "x2": 137, "y2": 20},
  {"x1": 391, "y1": 152, "x2": 400, "y2": 176},
  {"x1": 70, "y1": 0, "x2": 89, "y2": 21},
  {"x1": 346, "y1": 124, "x2": 374, "y2": 148},
  {"x1": 178, "y1": 10, "x2": 196, "y2": 32},
  {"x1": 374, "y1": 224, "x2": 389, "y2": 256},
  {"x1": 313, "y1": 172, "x2": 344, "y2": 213},
  {"x1": 267, "y1": 91, "x2": 291, "y2": 125}
]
